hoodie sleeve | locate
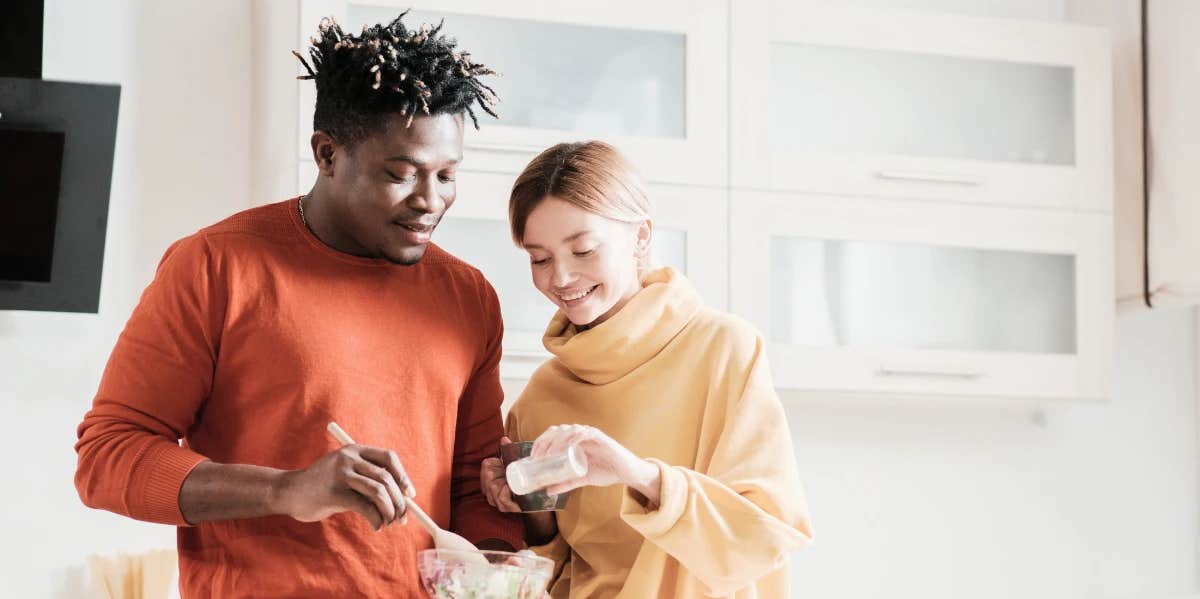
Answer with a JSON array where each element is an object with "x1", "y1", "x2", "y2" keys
[{"x1": 618, "y1": 333, "x2": 813, "y2": 596}]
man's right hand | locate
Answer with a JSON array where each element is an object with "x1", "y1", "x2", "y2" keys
[{"x1": 274, "y1": 444, "x2": 415, "y2": 531}]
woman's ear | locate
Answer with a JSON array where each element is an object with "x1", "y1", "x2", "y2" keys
[{"x1": 634, "y1": 218, "x2": 653, "y2": 263}]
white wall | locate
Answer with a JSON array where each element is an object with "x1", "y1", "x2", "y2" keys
[
  {"x1": 787, "y1": 306, "x2": 1198, "y2": 599},
  {"x1": 0, "y1": 1, "x2": 252, "y2": 596}
]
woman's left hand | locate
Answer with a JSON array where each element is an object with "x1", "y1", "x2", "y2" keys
[{"x1": 531, "y1": 424, "x2": 661, "y2": 505}]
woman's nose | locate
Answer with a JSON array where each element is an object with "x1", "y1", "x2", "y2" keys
[{"x1": 551, "y1": 260, "x2": 573, "y2": 288}]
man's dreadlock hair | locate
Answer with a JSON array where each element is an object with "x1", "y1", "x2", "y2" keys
[{"x1": 293, "y1": 12, "x2": 499, "y2": 146}]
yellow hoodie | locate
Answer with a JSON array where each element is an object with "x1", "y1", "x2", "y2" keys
[{"x1": 506, "y1": 268, "x2": 813, "y2": 598}]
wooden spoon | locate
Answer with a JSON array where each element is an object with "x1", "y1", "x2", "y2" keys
[{"x1": 326, "y1": 422, "x2": 488, "y2": 564}]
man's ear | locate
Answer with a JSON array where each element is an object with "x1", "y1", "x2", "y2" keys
[{"x1": 310, "y1": 131, "x2": 339, "y2": 176}]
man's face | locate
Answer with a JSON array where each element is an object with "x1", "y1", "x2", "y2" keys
[{"x1": 327, "y1": 112, "x2": 464, "y2": 265}]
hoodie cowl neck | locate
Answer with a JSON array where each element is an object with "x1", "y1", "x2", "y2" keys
[{"x1": 541, "y1": 267, "x2": 702, "y2": 385}]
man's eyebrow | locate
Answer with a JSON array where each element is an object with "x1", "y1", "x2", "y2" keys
[{"x1": 386, "y1": 155, "x2": 461, "y2": 166}]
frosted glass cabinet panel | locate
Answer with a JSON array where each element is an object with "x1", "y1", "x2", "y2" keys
[
  {"x1": 770, "y1": 239, "x2": 1076, "y2": 354},
  {"x1": 434, "y1": 218, "x2": 559, "y2": 338},
  {"x1": 731, "y1": 1, "x2": 1113, "y2": 212},
  {"x1": 770, "y1": 45, "x2": 1075, "y2": 165},
  {"x1": 732, "y1": 191, "x2": 1113, "y2": 401},
  {"x1": 357, "y1": 8, "x2": 686, "y2": 139},
  {"x1": 299, "y1": 0, "x2": 728, "y2": 186},
  {"x1": 653, "y1": 229, "x2": 688, "y2": 274}
]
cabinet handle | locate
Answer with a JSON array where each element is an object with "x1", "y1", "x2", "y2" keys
[
  {"x1": 875, "y1": 170, "x2": 985, "y2": 186},
  {"x1": 467, "y1": 141, "x2": 543, "y2": 153},
  {"x1": 875, "y1": 365, "x2": 985, "y2": 380}
]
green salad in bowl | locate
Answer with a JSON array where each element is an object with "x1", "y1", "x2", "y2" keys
[{"x1": 418, "y1": 549, "x2": 553, "y2": 599}]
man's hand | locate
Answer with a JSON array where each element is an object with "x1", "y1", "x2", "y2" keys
[
  {"x1": 481, "y1": 437, "x2": 522, "y2": 513},
  {"x1": 274, "y1": 444, "x2": 416, "y2": 530},
  {"x1": 481, "y1": 437, "x2": 559, "y2": 546}
]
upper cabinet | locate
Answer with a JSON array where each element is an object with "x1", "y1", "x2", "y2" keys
[
  {"x1": 299, "y1": 0, "x2": 728, "y2": 186},
  {"x1": 731, "y1": 191, "x2": 1114, "y2": 401},
  {"x1": 730, "y1": 1, "x2": 1113, "y2": 212}
]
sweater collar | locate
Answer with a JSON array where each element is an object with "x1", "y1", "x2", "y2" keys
[{"x1": 542, "y1": 267, "x2": 701, "y2": 385}]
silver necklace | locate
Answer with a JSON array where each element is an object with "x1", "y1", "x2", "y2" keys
[{"x1": 298, "y1": 195, "x2": 310, "y2": 229}]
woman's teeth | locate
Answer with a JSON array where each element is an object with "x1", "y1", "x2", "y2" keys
[{"x1": 558, "y1": 286, "x2": 597, "y2": 302}]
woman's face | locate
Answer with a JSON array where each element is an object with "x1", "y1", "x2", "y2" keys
[{"x1": 522, "y1": 196, "x2": 650, "y2": 328}]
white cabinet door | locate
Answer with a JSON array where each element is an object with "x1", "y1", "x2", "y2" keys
[
  {"x1": 298, "y1": 0, "x2": 727, "y2": 187},
  {"x1": 730, "y1": 190, "x2": 1114, "y2": 401},
  {"x1": 731, "y1": 2, "x2": 1113, "y2": 213}
]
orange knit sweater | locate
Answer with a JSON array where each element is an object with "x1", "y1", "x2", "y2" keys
[{"x1": 75, "y1": 198, "x2": 521, "y2": 597}]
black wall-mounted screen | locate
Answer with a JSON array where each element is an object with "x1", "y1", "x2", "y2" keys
[
  {"x1": 0, "y1": 128, "x2": 65, "y2": 282},
  {"x1": 0, "y1": 0, "x2": 43, "y2": 79},
  {"x1": 0, "y1": 77, "x2": 120, "y2": 313}
]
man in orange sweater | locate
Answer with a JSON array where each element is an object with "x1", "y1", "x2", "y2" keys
[{"x1": 74, "y1": 14, "x2": 521, "y2": 597}]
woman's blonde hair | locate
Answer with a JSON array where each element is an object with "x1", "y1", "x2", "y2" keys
[{"x1": 509, "y1": 141, "x2": 653, "y2": 267}]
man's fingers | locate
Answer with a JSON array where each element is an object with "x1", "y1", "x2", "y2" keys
[
  {"x1": 341, "y1": 485, "x2": 386, "y2": 530},
  {"x1": 346, "y1": 493, "x2": 384, "y2": 530},
  {"x1": 352, "y1": 460, "x2": 406, "y2": 523},
  {"x1": 486, "y1": 478, "x2": 510, "y2": 509},
  {"x1": 482, "y1": 456, "x2": 503, "y2": 473},
  {"x1": 498, "y1": 486, "x2": 522, "y2": 513},
  {"x1": 360, "y1": 447, "x2": 417, "y2": 499},
  {"x1": 345, "y1": 472, "x2": 395, "y2": 526},
  {"x1": 480, "y1": 457, "x2": 505, "y2": 508}
]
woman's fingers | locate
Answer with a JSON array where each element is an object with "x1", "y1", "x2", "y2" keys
[
  {"x1": 543, "y1": 427, "x2": 594, "y2": 467},
  {"x1": 533, "y1": 424, "x2": 589, "y2": 459},
  {"x1": 544, "y1": 478, "x2": 586, "y2": 496}
]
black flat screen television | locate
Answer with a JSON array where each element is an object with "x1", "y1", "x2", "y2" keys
[
  {"x1": 0, "y1": 77, "x2": 120, "y2": 312},
  {"x1": 0, "y1": 128, "x2": 64, "y2": 282}
]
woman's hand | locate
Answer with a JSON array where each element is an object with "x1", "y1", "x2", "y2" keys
[{"x1": 531, "y1": 424, "x2": 661, "y2": 506}]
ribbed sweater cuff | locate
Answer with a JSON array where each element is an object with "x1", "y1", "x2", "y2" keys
[
  {"x1": 620, "y1": 458, "x2": 688, "y2": 538},
  {"x1": 127, "y1": 441, "x2": 209, "y2": 526}
]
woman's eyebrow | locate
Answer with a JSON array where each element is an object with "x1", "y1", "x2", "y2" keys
[{"x1": 524, "y1": 229, "x2": 591, "y2": 250}]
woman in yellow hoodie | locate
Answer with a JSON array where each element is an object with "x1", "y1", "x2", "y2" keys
[{"x1": 480, "y1": 141, "x2": 812, "y2": 598}]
